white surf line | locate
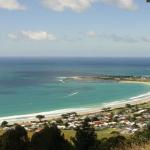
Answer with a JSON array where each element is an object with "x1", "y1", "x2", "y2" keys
[
  {"x1": 129, "y1": 92, "x2": 150, "y2": 100},
  {"x1": 103, "y1": 91, "x2": 150, "y2": 108},
  {"x1": 0, "y1": 107, "x2": 92, "y2": 123}
]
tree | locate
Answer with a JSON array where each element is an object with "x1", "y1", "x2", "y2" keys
[
  {"x1": 72, "y1": 119, "x2": 97, "y2": 150},
  {"x1": 31, "y1": 124, "x2": 73, "y2": 150},
  {"x1": 36, "y1": 115, "x2": 45, "y2": 122},
  {"x1": 125, "y1": 104, "x2": 132, "y2": 109},
  {"x1": 132, "y1": 127, "x2": 150, "y2": 144},
  {"x1": 56, "y1": 118, "x2": 63, "y2": 125},
  {"x1": 1, "y1": 121, "x2": 8, "y2": 128},
  {"x1": 91, "y1": 116, "x2": 99, "y2": 122},
  {"x1": 0, "y1": 125, "x2": 29, "y2": 150},
  {"x1": 99, "y1": 135, "x2": 127, "y2": 150},
  {"x1": 107, "y1": 135, "x2": 126, "y2": 149},
  {"x1": 84, "y1": 117, "x2": 91, "y2": 123}
]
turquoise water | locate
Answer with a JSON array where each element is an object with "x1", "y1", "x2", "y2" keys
[{"x1": 0, "y1": 57, "x2": 150, "y2": 118}]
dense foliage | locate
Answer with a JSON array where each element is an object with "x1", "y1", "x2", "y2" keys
[
  {"x1": 0, "y1": 121, "x2": 150, "y2": 150},
  {"x1": 0, "y1": 125, "x2": 29, "y2": 150},
  {"x1": 71, "y1": 119, "x2": 97, "y2": 150},
  {"x1": 31, "y1": 124, "x2": 73, "y2": 150}
]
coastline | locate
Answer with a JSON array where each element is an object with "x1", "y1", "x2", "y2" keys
[
  {"x1": 1, "y1": 91, "x2": 150, "y2": 124},
  {"x1": 0, "y1": 76, "x2": 150, "y2": 123}
]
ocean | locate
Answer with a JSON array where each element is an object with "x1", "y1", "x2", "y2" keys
[{"x1": 0, "y1": 57, "x2": 150, "y2": 120}]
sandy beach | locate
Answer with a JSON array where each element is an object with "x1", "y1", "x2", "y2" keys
[{"x1": 119, "y1": 80, "x2": 150, "y2": 85}]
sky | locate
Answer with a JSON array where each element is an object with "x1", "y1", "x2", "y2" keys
[{"x1": 0, "y1": 0, "x2": 150, "y2": 57}]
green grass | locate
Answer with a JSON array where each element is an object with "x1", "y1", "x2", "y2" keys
[
  {"x1": 138, "y1": 102, "x2": 150, "y2": 109},
  {"x1": 0, "y1": 127, "x2": 118, "y2": 140},
  {"x1": 62, "y1": 130, "x2": 75, "y2": 141},
  {"x1": 0, "y1": 129, "x2": 4, "y2": 136},
  {"x1": 96, "y1": 128, "x2": 119, "y2": 139},
  {"x1": 0, "y1": 127, "x2": 119, "y2": 140},
  {"x1": 62, "y1": 128, "x2": 119, "y2": 141}
]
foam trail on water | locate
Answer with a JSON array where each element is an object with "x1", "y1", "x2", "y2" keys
[
  {"x1": 59, "y1": 79, "x2": 65, "y2": 83},
  {"x1": 56, "y1": 77, "x2": 67, "y2": 83},
  {"x1": 68, "y1": 92, "x2": 79, "y2": 97}
]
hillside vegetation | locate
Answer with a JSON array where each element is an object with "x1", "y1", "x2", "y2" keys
[{"x1": 0, "y1": 119, "x2": 150, "y2": 150}]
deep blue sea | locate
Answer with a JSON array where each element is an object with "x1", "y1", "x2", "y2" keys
[{"x1": 0, "y1": 57, "x2": 150, "y2": 119}]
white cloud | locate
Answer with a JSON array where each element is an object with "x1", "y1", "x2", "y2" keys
[
  {"x1": 42, "y1": 0, "x2": 96, "y2": 12},
  {"x1": 85, "y1": 31, "x2": 138, "y2": 43},
  {"x1": 41, "y1": 0, "x2": 137, "y2": 12},
  {"x1": 100, "y1": 0, "x2": 138, "y2": 11},
  {"x1": 8, "y1": 33, "x2": 17, "y2": 39},
  {"x1": 0, "y1": 0, "x2": 26, "y2": 10},
  {"x1": 86, "y1": 31, "x2": 97, "y2": 37},
  {"x1": 21, "y1": 31, "x2": 57, "y2": 41},
  {"x1": 0, "y1": 0, "x2": 138, "y2": 12},
  {"x1": 107, "y1": 33, "x2": 138, "y2": 43},
  {"x1": 141, "y1": 37, "x2": 150, "y2": 43}
]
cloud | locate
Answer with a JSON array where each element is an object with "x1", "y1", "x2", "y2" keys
[
  {"x1": 41, "y1": 0, "x2": 138, "y2": 12},
  {"x1": 8, "y1": 33, "x2": 17, "y2": 39},
  {"x1": 21, "y1": 31, "x2": 57, "y2": 41},
  {"x1": 86, "y1": 31, "x2": 138, "y2": 43},
  {"x1": 86, "y1": 31, "x2": 97, "y2": 37},
  {"x1": 0, "y1": 0, "x2": 26, "y2": 10},
  {"x1": 8, "y1": 31, "x2": 57, "y2": 41},
  {"x1": 100, "y1": 0, "x2": 138, "y2": 11},
  {"x1": 107, "y1": 33, "x2": 138, "y2": 43},
  {"x1": 0, "y1": 0, "x2": 138, "y2": 12},
  {"x1": 42, "y1": 0, "x2": 96, "y2": 12},
  {"x1": 141, "y1": 37, "x2": 150, "y2": 43}
]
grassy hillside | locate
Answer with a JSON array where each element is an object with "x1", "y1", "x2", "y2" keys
[{"x1": 115, "y1": 142, "x2": 150, "y2": 150}]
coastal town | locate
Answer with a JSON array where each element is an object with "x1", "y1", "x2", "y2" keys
[{"x1": 1, "y1": 102, "x2": 150, "y2": 137}]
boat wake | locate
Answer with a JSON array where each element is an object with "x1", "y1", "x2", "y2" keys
[
  {"x1": 57, "y1": 77, "x2": 67, "y2": 83},
  {"x1": 68, "y1": 92, "x2": 79, "y2": 97}
]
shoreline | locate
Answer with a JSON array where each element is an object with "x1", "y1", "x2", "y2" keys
[
  {"x1": 119, "y1": 80, "x2": 150, "y2": 85},
  {"x1": 1, "y1": 91, "x2": 150, "y2": 123}
]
